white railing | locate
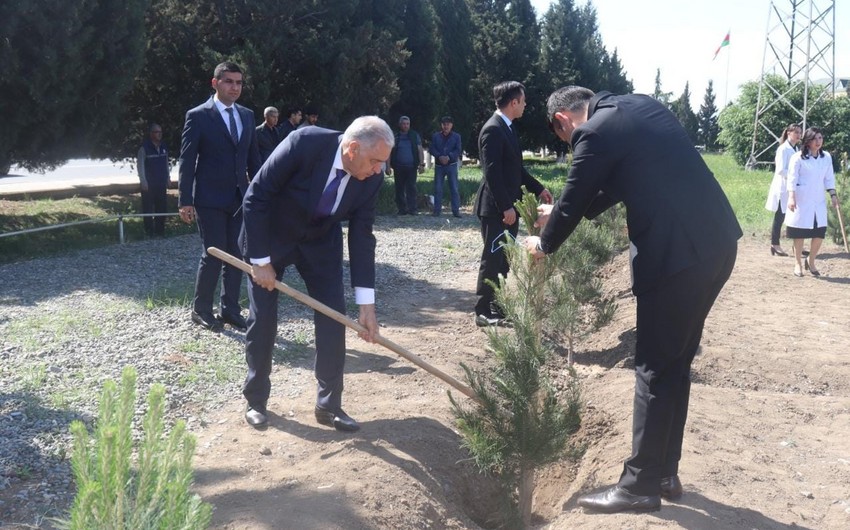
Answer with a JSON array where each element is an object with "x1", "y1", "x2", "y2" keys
[{"x1": 0, "y1": 212, "x2": 180, "y2": 244}]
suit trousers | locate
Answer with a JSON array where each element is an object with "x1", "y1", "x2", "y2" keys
[
  {"x1": 617, "y1": 244, "x2": 737, "y2": 495},
  {"x1": 243, "y1": 240, "x2": 347, "y2": 412},
  {"x1": 193, "y1": 190, "x2": 244, "y2": 317},
  {"x1": 141, "y1": 183, "x2": 168, "y2": 236},
  {"x1": 475, "y1": 216, "x2": 518, "y2": 317},
  {"x1": 433, "y1": 163, "x2": 460, "y2": 215},
  {"x1": 392, "y1": 166, "x2": 418, "y2": 214}
]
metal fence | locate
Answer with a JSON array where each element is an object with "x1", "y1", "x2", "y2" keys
[{"x1": 0, "y1": 212, "x2": 180, "y2": 244}]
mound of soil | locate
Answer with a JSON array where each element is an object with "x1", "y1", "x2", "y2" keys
[{"x1": 193, "y1": 235, "x2": 850, "y2": 529}]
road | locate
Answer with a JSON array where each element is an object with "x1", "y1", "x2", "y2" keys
[{"x1": 0, "y1": 159, "x2": 177, "y2": 199}]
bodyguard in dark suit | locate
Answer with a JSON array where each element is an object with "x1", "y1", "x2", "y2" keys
[
  {"x1": 526, "y1": 86, "x2": 742, "y2": 513},
  {"x1": 473, "y1": 81, "x2": 552, "y2": 327},
  {"x1": 178, "y1": 61, "x2": 261, "y2": 333},
  {"x1": 239, "y1": 116, "x2": 394, "y2": 431}
]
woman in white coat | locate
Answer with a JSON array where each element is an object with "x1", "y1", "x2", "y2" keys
[
  {"x1": 785, "y1": 127, "x2": 839, "y2": 277},
  {"x1": 765, "y1": 123, "x2": 801, "y2": 256}
]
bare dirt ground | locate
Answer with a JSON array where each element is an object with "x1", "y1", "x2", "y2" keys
[{"x1": 192, "y1": 233, "x2": 850, "y2": 530}]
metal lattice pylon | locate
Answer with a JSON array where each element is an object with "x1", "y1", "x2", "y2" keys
[{"x1": 747, "y1": 0, "x2": 836, "y2": 168}]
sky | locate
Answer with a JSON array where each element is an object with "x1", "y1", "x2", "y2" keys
[{"x1": 529, "y1": 0, "x2": 848, "y2": 109}]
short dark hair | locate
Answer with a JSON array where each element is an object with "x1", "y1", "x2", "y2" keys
[
  {"x1": 213, "y1": 61, "x2": 243, "y2": 80},
  {"x1": 546, "y1": 86, "x2": 595, "y2": 122},
  {"x1": 440, "y1": 116, "x2": 453, "y2": 124},
  {"x1": 493, "y1": 81, "x2": 525, "y2": 109},
  {"x1": 148, "y1": 123, "x2": 162, "y2": 133},
  {"x1": 304, "y1": 106, "x2": 319, "y2": 116},
  {"x1": 286, "y1": 107, "x2": 302, "y2": 118}
]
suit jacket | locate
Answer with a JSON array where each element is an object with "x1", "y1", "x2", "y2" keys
[
  {"x1": 539, "y1": 92, "x2": 743, "y2": 295},
  {"x1": 241, "y1": 127, "x2": 383, "y2": 289},
  {"x1": 474, "y1": 112, "x2": 545, "y2": 218},
  {"x1": 256, "y1": 123, "x2": 281, "y2": 164},
  {"x1": 178, "y1": 97, "x2": 261, "y2": 208}
]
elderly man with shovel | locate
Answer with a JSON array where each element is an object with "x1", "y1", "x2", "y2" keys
[{"x1": 238, "y1": 116, "x2": 392, "y2": 431}]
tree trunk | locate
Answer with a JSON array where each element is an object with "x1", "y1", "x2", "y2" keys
[{"x1": 518, "y1": 464, "x2": 534, "y2": 528}]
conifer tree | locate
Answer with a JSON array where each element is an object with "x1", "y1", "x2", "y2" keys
[
  {"x1": 451, "y1": 191, "x2": 620, "y2": 527},
  {"x1": 697, "y1": 80, "x2": 720, "y2": 150},
  {"x1": 432, "y1": 0, "x2": 475, "y2": 151},
  {"x1": 57, "y1": 367, "x2": 211, "y2": 529},
  {"x1": 0, "y1": 0, "x2": 148, "y2": 172},
  {"x1": 652, "y1": 68, "x2": 673, "y2": 106},
  {"x1": 670, "y1": 82, "x2": 698, "y2": 145}
]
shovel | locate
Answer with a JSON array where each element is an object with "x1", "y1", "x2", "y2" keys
[{"x1": 207, "y1": 247, "x2": 480, "y2": 404}]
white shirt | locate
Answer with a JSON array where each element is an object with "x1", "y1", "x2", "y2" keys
[
  {"x1": 496, "y1": 110, "x2": 512, "y2": 128},
  {"x1": 250, "y1": 145, "x2": 374, "y2": 305},
  {"x1": 213, "y1": 96, "x2": 243, "y2": 140}
]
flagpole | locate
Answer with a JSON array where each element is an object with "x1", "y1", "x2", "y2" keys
[{"x1": 724, "y1": 43, "x2": 730, "y2": 107}]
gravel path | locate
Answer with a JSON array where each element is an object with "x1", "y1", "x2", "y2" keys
[{"x1": 0, "y1": 213, "x2": 482, "y2": 527}]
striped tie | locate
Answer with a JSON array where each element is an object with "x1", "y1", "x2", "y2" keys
[{"x1": 225, "y1": 107, "x2": 239, "y2": 144}]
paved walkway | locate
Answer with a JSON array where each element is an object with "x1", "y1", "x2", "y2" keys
[{"x1": 0, "y1": 160, "x2": 178, "y2": 200}]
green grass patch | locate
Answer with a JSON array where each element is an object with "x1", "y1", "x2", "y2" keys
[
  {"x1": 0, "y1": 192, "x2": 194, "y2": 264},
  {"x1": 703, "y1": 153, "x2": 773, "y2": 232},
  {"x1": 175, "y1": 337, "x2": 244, "y2": 389},
  {"x1": 6, "y1": 309, "x2": 103, "y2": 352},
  {"x1": 144, "y1": 283, "x2": 193, "y2": 310}
]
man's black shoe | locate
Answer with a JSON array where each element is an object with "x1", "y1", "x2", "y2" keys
[
  {"x1": 475, "y1": 314, "x2": 501, "y2": 327},
  {"x1": 314, "y1": 406, "x2": 360, "y2": 432},
  {"x1": 218, "y1": 312, "x2": 248, "y2": 331},
  {"x1": 245, "y1": 406, "x2": 268, "y2": 427},
  {"x1": 191, "y1": 311, "x2": 223, "y2": 332},
  {"x1": 577, "y1": 485, "x2": 661, "y2": 513},
  {"x1": 660, "y1": 475, "x2": 683, "y2": 500},
  {"x1": 475, "y1": 314, "x2": 512, "y2": 328}
]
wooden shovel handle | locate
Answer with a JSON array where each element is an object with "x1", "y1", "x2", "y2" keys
[{"x1": 207, "y1": 247, "x2": 480, "y2": 403}]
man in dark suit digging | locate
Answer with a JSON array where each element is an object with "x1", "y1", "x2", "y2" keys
[{"x1": 239, "y1": 116, "x2": 393, "y2": 431}]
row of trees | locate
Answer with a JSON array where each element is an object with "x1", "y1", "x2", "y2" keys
[
  {"x1": 2, "y1": 0, "x2": 634, "y2": 173},
  {"x1": 7, "y1": 1, "x2": 841, "y2": 175}
]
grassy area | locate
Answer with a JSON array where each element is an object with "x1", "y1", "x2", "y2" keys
[
  {"x1": 0, "y1": 192, "x2": 194, "y2": 264},
  {"x1": 0, "y1": 154, "x2": 774, "y2": 264}
]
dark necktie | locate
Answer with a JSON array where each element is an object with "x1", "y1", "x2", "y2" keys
[
  {"x1": 225, "y1": 107, "x2": 239, "y2": 144},
  {"x1": 314, "y1": 168, "x2": 346, "y2": 219}
]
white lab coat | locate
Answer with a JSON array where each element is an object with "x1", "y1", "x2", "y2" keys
[
  {"x1": 785, "y1": 151, "x2": 835, "y2": 229},
  {"x1": 765, "y1": 140, "x2": 796, "y2": 212}
]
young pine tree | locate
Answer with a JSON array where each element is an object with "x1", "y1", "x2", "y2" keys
[
  {"x1": 56, "y1": 366, "x2": 211, "y2": 530},
  {"x1": 451, "y1": 190, "x2": 620, "y2": 528}
]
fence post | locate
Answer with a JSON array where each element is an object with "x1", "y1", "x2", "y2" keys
[{"x1": 118, "y1": 214, "x2": 125, "y2": 244}]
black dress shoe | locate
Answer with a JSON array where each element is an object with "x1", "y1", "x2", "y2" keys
[
  {"x1": 218, "y1": 312, "x2": 248, "y2": 331},
  {"x1": 577, "y1": 485, "x2": 661, "y2": 513},
  {"x1": 314, "y1": 406, "x2": 360, "y2": 432},
  {"x1": 660, "y1": 475, "x2": 683, "y2": 500},
  {"x1": 191, "y1": 311, "x2": 223, "y2": 332},
  {"x1": 245, "y1": 406, "x2": 268, "y2": 427}
]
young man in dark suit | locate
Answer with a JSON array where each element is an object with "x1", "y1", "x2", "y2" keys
[
  {"x1": 473, "y1": 81, "x2": 552, "y2": 327},
  {"x1": 239, "y1": 116, "x2": 393, "y2": 431},
  {"x1": 526, "y1": 86, "x2": 742, "y2": 513},
  {"x1": 178, "y1": 61, "x2": 261, "y2": 333}
]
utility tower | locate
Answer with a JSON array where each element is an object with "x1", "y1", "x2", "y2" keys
[{"x1": 748, "y1": 0, "x2": 836, "y2": 168}]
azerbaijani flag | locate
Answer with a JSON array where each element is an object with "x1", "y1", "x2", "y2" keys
[{"x1": 713, "y1": 31, "x2": 730, "y2": 60}]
